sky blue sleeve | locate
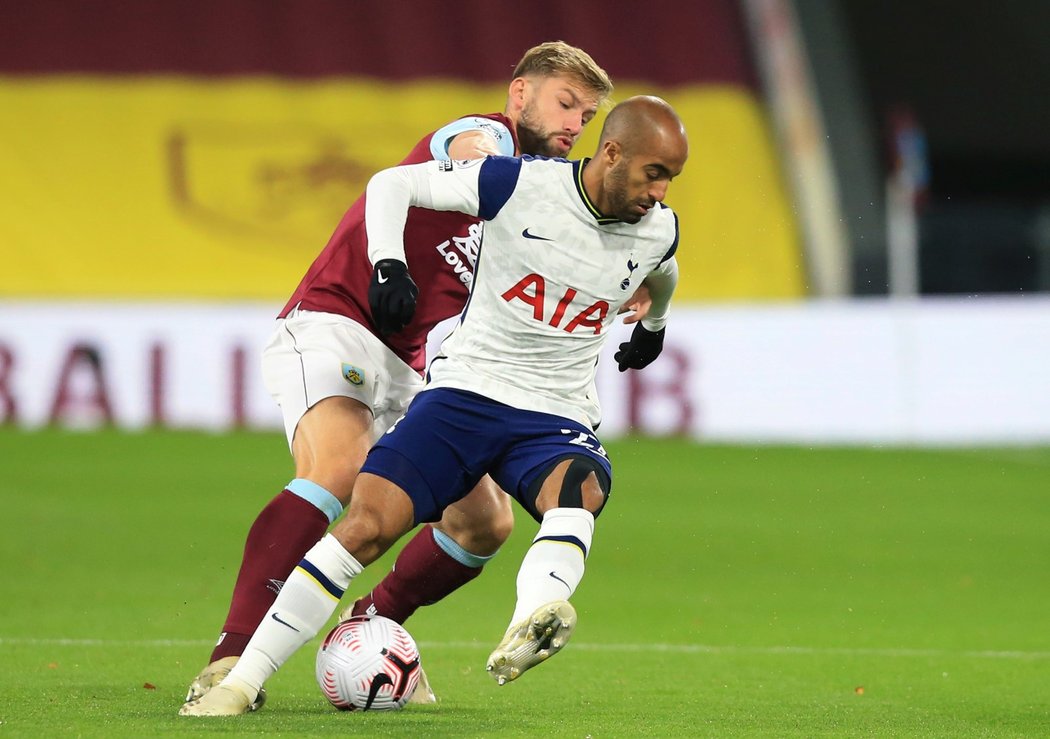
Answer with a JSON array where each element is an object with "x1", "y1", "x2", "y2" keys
[{"x1": 429, "y1": 117, "x2": 515, "y2": 160}]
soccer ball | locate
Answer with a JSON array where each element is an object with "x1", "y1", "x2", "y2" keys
[{"x1": 316, "y1": 615, "x2": 422, "y2": 711}]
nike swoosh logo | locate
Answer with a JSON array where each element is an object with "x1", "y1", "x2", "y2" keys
[
  {"x1": 271, "y1": 612, "x2": 300, "y2": 632},
  {"x1": 522, "y1": 228, "x2": 554, "y2": 241},
  {"x1": 364, "y1": 672, "x2": 393, "y2": 711},
  {"x1": 376, "y1": 271, "x2": 389, "y2": 284},
  {"x1": 548, "y1": 571, "x2": 571, "y2": 591}
]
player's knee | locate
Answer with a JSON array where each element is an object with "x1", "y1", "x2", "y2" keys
[
  {"x1": 327, "y1": 457, "x2": 366, "y2": 498},
  {"x1": 292, "y1": 438, "x2": 369, "y2": 505},
  {"x1": 577, "y1": 471, "x2": 607, "y2": 516},
  {"x1": 292, "y1": 398, "x2": 373, "y2": 503},
  {"x1": 489, "y1": 499, "x2": 516, "y2": 544},
  {"x1": 447, "y1": 502, "x2": 515, "y2": 553},
  {"x1": 293, "y1": 457, "x2": 361, "y2": 506},
  {"x1": 331, "y1": 510, "x2": 386, "y2": 565},
  {"x1": 476, "y1": 495, "x2": 515, "y2": 550},
  {"x1": 331, "y1": 476, "x2": 415, "y2": 566},
  {"x1": 480, "y1": 483, "x2": 516, "y2": 542},
  {"x1": 437, "y1": 484, "x2": 514, "y2": 555},
  {"x1": 530, "y1": 456, "x2": 610, "y2": 520}
]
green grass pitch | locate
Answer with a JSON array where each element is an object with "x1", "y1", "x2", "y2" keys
[{"x1": 1, "y1": 429, "x2": 1048, "y2": 737}]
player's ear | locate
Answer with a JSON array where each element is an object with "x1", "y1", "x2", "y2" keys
[
  {"x1": 602, "y1": 139, "x2": 622, "y2": 166},
  {"x1": 507, "y1": 77, "x2": 528, "y2": 110}
]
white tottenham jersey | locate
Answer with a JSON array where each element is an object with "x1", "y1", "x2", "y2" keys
[{"x1": 366, "y1": 155, "x2": 680, "y2": 428}]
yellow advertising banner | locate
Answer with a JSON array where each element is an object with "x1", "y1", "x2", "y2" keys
[{"x1": 0, "y1": 77, "x2": 803, "y2": 301}]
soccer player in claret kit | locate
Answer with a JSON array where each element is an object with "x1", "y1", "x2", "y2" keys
[
  {"x1": 183, "y1": 42, "x2": 640, "y2": 709},
  {"x1": 180, "y1": 95, "x2": 688, "y2": 716}
]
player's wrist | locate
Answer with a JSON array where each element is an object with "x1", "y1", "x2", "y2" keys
[
  {"x1": 639, "y1": 315, "x2": 667, "y2": 333},
  {"x1": 373, "y1": 257, "x2": 409, "y2": 274}
]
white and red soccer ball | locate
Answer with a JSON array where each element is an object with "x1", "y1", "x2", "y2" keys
[{"x1": 316, "y1": 615, "x2": 422, "y2": 711}]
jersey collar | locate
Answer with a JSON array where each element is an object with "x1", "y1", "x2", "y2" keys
[{"x1": 573, "y1": 158, "x2": 621, "y2": 225}]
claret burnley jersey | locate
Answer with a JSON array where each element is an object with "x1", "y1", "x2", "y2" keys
[
  {"x1": 278, "y1": 113, "x2": 517, "y2": 374},
  {"x1": 365, "y1": 156, "x2": 680, "y2": 428}
]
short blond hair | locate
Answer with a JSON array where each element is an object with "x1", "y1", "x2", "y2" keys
[{"x1": 512, "y1": 41, "x2": 614, "y2": 102}]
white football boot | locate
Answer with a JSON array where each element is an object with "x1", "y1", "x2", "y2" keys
[
  {"x1": 179, "y1": 682, "x2": 255, "y2": 716},
  {"x1": 408, "y1": 666, "x2": 437, "y2": 704},
  {"x1": 183, "y1": 656, "x2": 265, "y2": 712},
  {"x1": 486, "y1": 600, "x2": 576, "y2": 685}
]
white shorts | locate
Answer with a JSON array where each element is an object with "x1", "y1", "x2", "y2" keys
[{"x1": 261, "y1": 308, "x2": 425, "y2": 448}]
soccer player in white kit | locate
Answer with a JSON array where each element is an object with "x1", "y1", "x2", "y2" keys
[
  {"x1": 183, "y1": 42, "x2": 619, "y2": 710},
  {"x1": 181, "y1": 95, "x2": 688, "y2": 715}
]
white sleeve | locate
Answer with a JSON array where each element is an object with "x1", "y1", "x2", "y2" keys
[
  {"x1": 640, "y1": 256, "x2": 678, "y2": 332},
  {"x1": 365, "y1": 159, "x2": 484, "y2": 266}
]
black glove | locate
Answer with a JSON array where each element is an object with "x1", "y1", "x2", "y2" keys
[
  {"x1": 368, "y1": 259, "x2": 418, "y2": 335},
  {"x1": 614, "y1": 324, "x2": 665, "y2": 371}
]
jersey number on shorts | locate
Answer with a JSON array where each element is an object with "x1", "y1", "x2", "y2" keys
[{"x1": 560, "y1": 429, "x2": 608, "y2": 458}]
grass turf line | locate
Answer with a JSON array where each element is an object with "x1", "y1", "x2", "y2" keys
[{"x1": 1, "y1": 429, "x2": 1048, "y2": 736}]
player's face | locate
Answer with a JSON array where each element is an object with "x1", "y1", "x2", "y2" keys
[
  {"x1": 603, "y1": 147, "x2": 687, "y2": 224},
  {"x1": 516, "y1": 75, "x2": 602, "y2": 158}
]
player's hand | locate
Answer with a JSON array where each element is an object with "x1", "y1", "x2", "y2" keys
[
  {"x1": 614, "y1": 323, "x2": 665, "y2": 371},
  {"x1": 617, "y1": 283, "x2": 652, "y2": 325},
  {"x1": 368, "y1": 259, "x2": 418, "y2": 335}
]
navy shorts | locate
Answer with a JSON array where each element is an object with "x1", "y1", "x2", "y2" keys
[{"x1": 360, "y1": 387, "x2": 613, "y2": 524}]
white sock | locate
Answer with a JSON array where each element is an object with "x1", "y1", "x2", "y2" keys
[
  {"x1": 508, "y1": 508, "x2": 594, "y2": 626},
  {"x1": 223, "y1": 534, "x2": 364, "y2": 696}
]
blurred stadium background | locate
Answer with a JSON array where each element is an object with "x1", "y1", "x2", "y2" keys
[{"x1": 2, "y1": 0, "x2": 1049, "y2": 443}]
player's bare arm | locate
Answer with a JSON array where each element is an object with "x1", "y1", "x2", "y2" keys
[
  {"x1": 447, "y1": 129, "x2": 506, "y2": 159},
  {"x1": 618, "y1": 281, "x2": 652, "y2": 324}
]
